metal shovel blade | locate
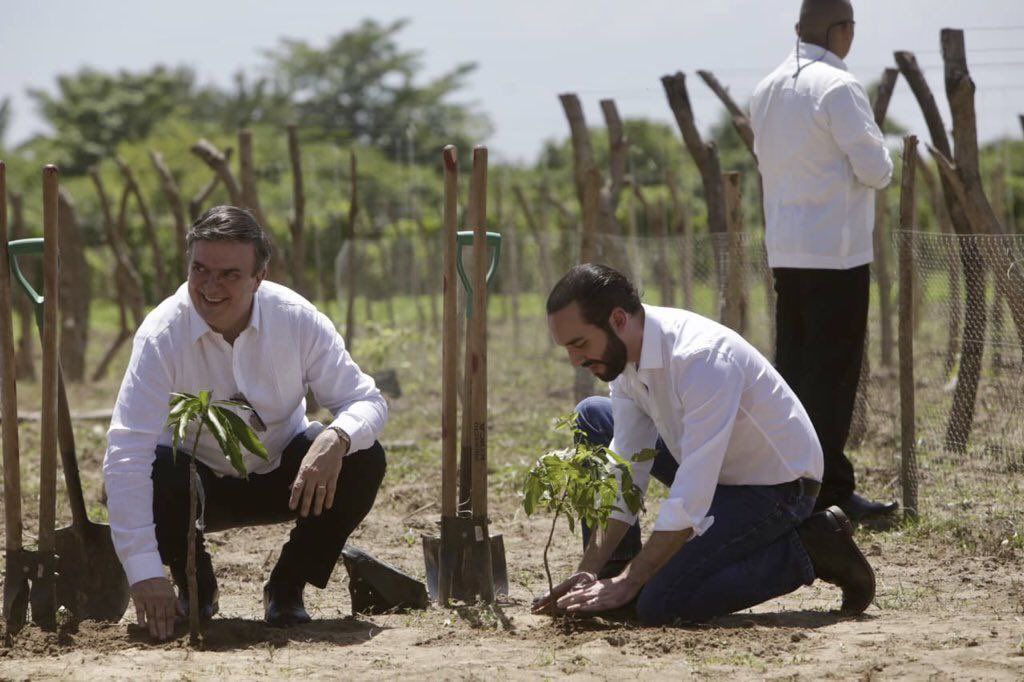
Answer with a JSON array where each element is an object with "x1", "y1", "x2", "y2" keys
[
  {"x1": 55, "y1": 521, "x2": 130, "y2": 623},
  {"x1": 422, "y1": 517, "x2": 508, "y2": 603},
  {"x1": 3, "y1": 549, "x2": 33, "y2": 633}
]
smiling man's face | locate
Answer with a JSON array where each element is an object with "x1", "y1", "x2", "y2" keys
[{"x1": 187, "y1": 239, "x2": 265, "y2": 342}]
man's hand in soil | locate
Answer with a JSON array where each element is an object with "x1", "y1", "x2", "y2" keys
[
  {"x1": 130, "y1": 576, "x2": 182, "y2": 641},
  {"x1": 555, "y1": 574, "x2": 642, "y2": 614},
  {"x1": 531, "y1": 571, "x2": 597, "y2": 614},
  {"x1": 289, "y1": 427, "x2": 349, "y2": 517}
]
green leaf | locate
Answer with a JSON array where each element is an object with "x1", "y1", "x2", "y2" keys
[
  {"x1": 201, "y1": 408, "x2": 246, "y2": 476},
  {"x1": 215, "y1": 406, "x2": 269, "y2": 460},
  {"x1": 633, "y1": 448, "x2": 657, "y2": 463}
]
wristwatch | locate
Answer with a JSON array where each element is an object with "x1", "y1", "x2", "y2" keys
[{"x1": 327, "y1": 425, "x2": 351, "y2": 455}]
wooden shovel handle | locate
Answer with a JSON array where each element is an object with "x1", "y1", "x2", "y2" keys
[
  {"x1": 467, "y1": 147, "x2": 489, "y2": 520},
  {"x1": 0, "y1": 161, "x2": 24, "y2": 551},
  {"x1": 441, "y1": 146, "x2": 458, "y2": 518},
  {"x1": 37, "y1": 165, "x2": 59, "y2": 553}
]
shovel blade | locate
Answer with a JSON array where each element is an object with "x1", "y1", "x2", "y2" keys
[
  {"x1": 28, "y1": 552, "x2": 58, "y2": 631},
  {"x1": 55, "y1": 522, "x2": 130, "y2": 623},
  {"x1": 423, "y1": 517, "x2": 507, "y2": 603},
  {"x1": 3, "y1": 550, "x2": 32, "y2": 634}
]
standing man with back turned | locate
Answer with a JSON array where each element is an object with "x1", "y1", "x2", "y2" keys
[{"x1": 750, "y1": 0, "x2": 897, "y2": 520}]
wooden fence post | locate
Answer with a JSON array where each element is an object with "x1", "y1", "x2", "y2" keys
[
  {"x1": 895, "y1": 49, "x2": 986, "y2": 454},
  {"x1": 722, "y1": 172, "x2": 747, "y2": 334},
  {"x1": 116, "y1": 156, "x2": 168, "y2": 299},
  {"x1": 661, "y1": 72, "x2": 728, "y2": 319},
  {"x1": 898, "y1": 135, "x2": 919, "y2": 518},
  {"x1": 287, "y1": 125, "x2": 308, "y2": 298},
  {"x1": 57, "y1": 189, "x2": 90, "y2": 382},
  {"x1": 149, "y1": 150, "x2": 188, "y2": 278}
]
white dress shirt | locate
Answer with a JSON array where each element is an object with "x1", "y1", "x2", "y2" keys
[
  {"x1": 103, "y1": 281, "x2": 388, "y2": 585},
  {"x1": 750, "y1": 42, "x2": 893, "y2": 269},
  {"x1": 608, "y1": 305, "x2": 823, "y2": 535}
]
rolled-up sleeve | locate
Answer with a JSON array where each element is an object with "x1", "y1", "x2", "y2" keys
[
  {"x1": 303, "y1": 311, "x2": 388, "y2": 454},
  {"x1": 654, "y1": 351, "x2": 744, "y2": 534},
  {"x1": 103, "y1": 334, "x2": 174, "y2": 586},
  {"x1": 607, "y1": 382, "x2": 659, "y2": 526},
  {"x1": 823, "y1": 81, "x2": 893, "y2": 190}
]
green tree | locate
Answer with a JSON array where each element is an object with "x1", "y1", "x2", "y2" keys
[
  {"x1": 27, "y1": 66, "x2": 196, "y2": 173},
  {"x1": 264, "y1": 18, "x2": 490, "y2": 161}
]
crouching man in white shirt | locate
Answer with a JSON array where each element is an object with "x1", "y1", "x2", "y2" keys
[
  {"x1": 535, "y1": 264, "x2": 874, "y2": 624},
  {"x1": 104, "y1": 206, "x2": 388, "y2": 639}
]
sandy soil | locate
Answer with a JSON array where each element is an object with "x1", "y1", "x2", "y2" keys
[{"x1": 2, "y1": 473, "x2": 1023, "y2": 681}]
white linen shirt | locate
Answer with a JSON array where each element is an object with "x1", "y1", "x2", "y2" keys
[
  {"x1": 607, "y1": 305, "x2": 823, "y2": 534},
  {"x1": 103, "y1": 281, "x2": 388, "y2": 585},
  {"x1": 749, "y1": 42, "x2": 893, "y2": 269}
]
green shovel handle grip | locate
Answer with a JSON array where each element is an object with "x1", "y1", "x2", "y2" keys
[
  {"x1": 455, "y1": 230, "x2": 501, "y2": 293},
  {"x1": 455, "y1": 231, "x2": 501, "y2": 320},
  {"x1": 7, "y1": 238, "x2": 44, "y2": 328}
]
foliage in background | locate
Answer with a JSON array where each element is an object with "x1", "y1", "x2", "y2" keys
[{"x1": 521, "y1": 413, "x2": 654, "y2": 593}]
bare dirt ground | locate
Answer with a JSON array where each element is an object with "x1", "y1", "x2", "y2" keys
[{"x1": 2, "y1": 315, "x2": 1024, "y2": 679}]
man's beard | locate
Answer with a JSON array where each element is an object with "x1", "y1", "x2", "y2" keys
[{"x1": 582, "y1": 324, "x2": 628, "y2": 382}]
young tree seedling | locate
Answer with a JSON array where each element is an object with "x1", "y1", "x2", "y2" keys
[
  {"x1": 521, "y1": 413, "x2": 653, "y2": 597},
  {"x1": 166, "y1": 390, "x2": 268, "y2": 643}
]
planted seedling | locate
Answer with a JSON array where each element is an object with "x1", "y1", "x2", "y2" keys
[
  {"x1": 521, "y1": 413, "x2": 654, "y2": 596},
  {"x1": 166, "y1": 390, "x2": 268, "y2": 643}
]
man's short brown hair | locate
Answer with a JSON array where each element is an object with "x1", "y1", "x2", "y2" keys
[{"x1": 186, "y1": 205, "x2": 272, "y2": 275}]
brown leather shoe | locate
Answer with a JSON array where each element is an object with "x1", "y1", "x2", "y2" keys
[{"x1": 797, "y1": 505, "x2": 876, "y2": 615}]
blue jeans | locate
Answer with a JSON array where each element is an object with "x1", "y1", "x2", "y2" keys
[{"x1": 576, "y1": 397, "x2": 817, "y2": 625}]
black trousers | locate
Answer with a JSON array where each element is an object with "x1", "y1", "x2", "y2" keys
[
  {"x1": 152, "y1": 428, "x2": 386, "y2": 589},
  {"x1": 772, "y1": 265, "x2": 869, "y2": 510}
]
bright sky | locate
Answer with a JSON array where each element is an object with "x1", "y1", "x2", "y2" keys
[{"x1": 2, "y1": 0, "x2": 1022, "y2": 163}]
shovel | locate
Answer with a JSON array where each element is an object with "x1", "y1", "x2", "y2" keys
[
  {"x1": 9, "y1": 236, "x2": 130, "y2": 623},
  {"x1": 422, "y1": 146, "x2": 507, "y2": 604},
  {"x1": 1, "y1": 161, "x2": 33, "y2": 633}
]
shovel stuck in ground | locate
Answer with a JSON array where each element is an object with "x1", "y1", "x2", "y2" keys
[
  {"x1": 2, "y1": 168, "x2": 130, "y2": 632},
  {"x1": 422, "y1": 146, "x2": 508, "y2": 604}
]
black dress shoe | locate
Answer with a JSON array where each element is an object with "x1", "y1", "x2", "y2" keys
[
  {"x1": 838, "y1": 493, "x2": 899, "y2": 522},
  {"x1": 797, "y1": 506, "x2": 876, "y2": 615},
  {"x1": 264, "y1": 580, "x2": 312, "y2": 628},
  {"x1": 170, "y1": 560, "x2": 220, "y2": 622}
]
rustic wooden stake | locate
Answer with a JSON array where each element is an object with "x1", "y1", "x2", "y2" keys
[
  {"x1": 662, "y1": 72, "x2": 728, "y2": 317},
  {"x1": 343, "y1": 152, "x2": 359, "y2": 348},
  {"x1": 8, "y1": 192, "x2": 35, "y2": 380},
  {"x1": 149, "y1": 150, "x2": 187, "y2": 277},
  {"x1": 722, "y1": 172, "x2": 747, "y2": 334},
  {"x1": 57, "y1": 188, "x2": 90, "y2": 382},
  {"x1": 894, "y1": 49, "x2": 986, "y2": 454},
  {"x1": 287, "y1": 125, "x2": 308, "y2": 298},
  {"x1": 898, "y1": 135, "x2": 919, "y2": 519},
  {"x1": 116, "y1": 156, "x2": 168, "y2": 298},
  {"x1": 188, "y1": 147, "x2": 233, "y2": 221}
]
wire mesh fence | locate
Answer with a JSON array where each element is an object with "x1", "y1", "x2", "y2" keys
[{"x1": 317, "y1": 217, "x2": 1024, "y2": 517}]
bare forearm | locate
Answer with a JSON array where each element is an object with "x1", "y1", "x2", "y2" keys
[
  {"x1": 577, "y1": 519, "x2": 632, "y2": 575},
  {"x1": 619, "y1": 529, "x2": 692, "y2": 587}
]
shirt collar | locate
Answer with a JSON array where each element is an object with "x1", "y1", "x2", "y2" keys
[
  {"x1": 637, "y1": 304, "x2": 664, "y2": 371},
  {"x1": 186, "y1": 285, "x2": 263, "y2": 344},
  {"x1": 794, "y1": 41, "x2": 847, "y2": 71}
]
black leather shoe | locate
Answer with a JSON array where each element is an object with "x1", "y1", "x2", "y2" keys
[
  {"x1": 170, "y1": 561, "x2": 219, "y2": 622},
  {"x1": 264, "y1": 580, "x2": 312, "y2": 628},
  {"x1": 797, "y1": 506, "x2": 876, "y2": 615},
  {"x1": 838, "y1": 493, "x2": 899, "y2": 522}
]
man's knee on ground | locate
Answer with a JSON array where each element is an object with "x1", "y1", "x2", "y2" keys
[{"x1": 575, "y1": 395, "x2": 606, "y2": 420}]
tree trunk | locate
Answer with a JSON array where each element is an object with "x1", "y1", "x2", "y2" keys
[
  {"x1": 56, "y1": 189, "x2": 90, "y2": 382},
  {"x1": 894, "y1": 50, "x2": 987, "y2": 453},
  {"x1": 149, "y1": 150, "x2": 188, "y2": 279},
  {"x1": 287, "y1": 125, "x2": 308, "y2": 298},
  {"x1": 513, "y1": 185, "x2": 555, "y2": 296},
  {"x1": 345, "y1": 152, "x2": 359, "y2": 347}
]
